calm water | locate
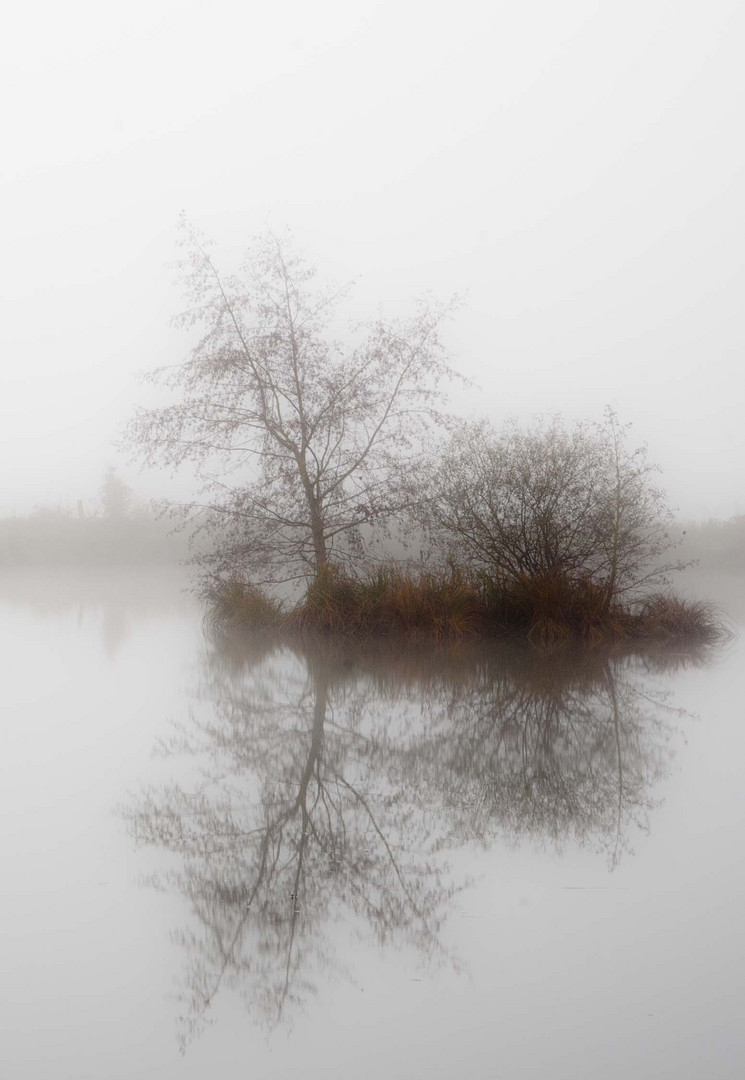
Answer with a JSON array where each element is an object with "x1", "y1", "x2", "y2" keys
[{"x1": 1, "y1": 569, "x2": 743, "y2": 1079}]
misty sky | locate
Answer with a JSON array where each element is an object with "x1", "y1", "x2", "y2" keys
[{"x1": 1, "y1": 0, "x2": 742, "y2": 521}]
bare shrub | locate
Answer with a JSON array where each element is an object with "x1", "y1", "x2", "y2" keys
[{"x1": 422, "y1": 408, "x2": 687, "y2": 611}]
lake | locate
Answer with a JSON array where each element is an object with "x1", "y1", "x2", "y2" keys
[{"x1": 1, "y1": 568, "x2": 743, "y2": 1079}]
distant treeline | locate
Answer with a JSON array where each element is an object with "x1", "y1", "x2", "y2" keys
[
  {"x1": 3, "y1": 506, "x2": 742, "y2": 575},
  {"x1": 0, "y1": 508, "x2": 191, "y2": 566}
]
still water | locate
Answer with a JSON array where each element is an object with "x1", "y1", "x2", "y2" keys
[{"x1": 1, "y1": 569, "x2": 743, "y2": 1079}]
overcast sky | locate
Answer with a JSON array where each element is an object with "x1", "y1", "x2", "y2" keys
[{"x1": 1, "y1": 0, "x2": 742, "y2": 520}]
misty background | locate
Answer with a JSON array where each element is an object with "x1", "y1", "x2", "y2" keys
[{"x1": 1, "y1": 0, "x2": 742, "y2": 523}]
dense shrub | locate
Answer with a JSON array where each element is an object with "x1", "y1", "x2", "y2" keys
[{"x1": 420, "y1": 410, "x2": 685, "y2": 612}]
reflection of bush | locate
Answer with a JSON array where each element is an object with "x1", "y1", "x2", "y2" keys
[{"x1": 124, "y1": 634, "x2": 707, "y2": 1044}]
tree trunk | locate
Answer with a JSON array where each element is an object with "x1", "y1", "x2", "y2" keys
[
  {"x1": 296, "y1": 451, "x2": 328, "y2": 575},
  {"x1": 310, "y1": 507, "x2": 328, "y2": 575},
  {"x1": 602, "y1": 430, "x2": 623, "y2": 614},
  {"x1": 603, "y1": 497, "x2": 620, "y2": 614}
]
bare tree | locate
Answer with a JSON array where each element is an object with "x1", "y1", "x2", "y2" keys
[
  {"x1": 591, "y1": 407, "x2": 686, "y2": 611},
  {"x1": 421, "y1": 408, "x2": 685, "y2": 607},
  {"x1": 127, "y1": 220, "x2": 459, "y2": 587},
  {"x1": 422, "y1": 415, "x2": 606, "y2": 581}
]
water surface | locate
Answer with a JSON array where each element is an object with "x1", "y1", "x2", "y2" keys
[{"x1": 1, "y1": 570, "x2": 742, "y2": 1078}]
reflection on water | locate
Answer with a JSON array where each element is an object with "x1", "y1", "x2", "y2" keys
[
  {"x1": 124, "y1": 632, "x2": 706, "y2": 1045},
  {"x1": 0, "y1": 566, "x2": 190, "y2": 659}
]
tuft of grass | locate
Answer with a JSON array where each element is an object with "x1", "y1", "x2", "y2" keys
[
  {"x1": 295, "y1": 564, "x2": 484, "y2": 638},
  {"x1": 204, "y1": 578, "x2": 285, "y2": 632},
  {"x1": 633, "y1": 593, "x2": 727, "y2": 643},
  {"x1": 482, "y1": 570, "x2": 628, "y2": 644},
  {"x1": 364, "y1": 565, "x2": 483, "y2": 637},
  {"x1": 295, "y1": 565, "x2": 365, "y2": 632}
]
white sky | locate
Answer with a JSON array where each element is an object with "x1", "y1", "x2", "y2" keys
[{"x1": 0, "y1": 0, "x2": 742, "y2": 520}]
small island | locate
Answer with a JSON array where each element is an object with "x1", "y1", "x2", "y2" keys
[
  {"x1": 124, "y1": 225, "x2": 726, "y2": 647},
  {"x1": 206, "y1": 565, "x2": 724, "y2": 646}
]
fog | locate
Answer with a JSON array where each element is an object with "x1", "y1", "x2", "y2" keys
[{"x1": 1, "y1": 0, "x2": 743, "y2": 520}]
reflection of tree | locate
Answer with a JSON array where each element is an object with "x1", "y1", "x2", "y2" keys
[
  {"x1": 127, "y1": 639, "x2": 457, "y2": 1044},
  {"x1": 124, "y1": 634, "x2": 707, "y2": 1045},
  {"x1": 0, "y1": 568, "x2": 190, "y2": 660},
  {"x1": 382, "y1": 646, "x2": 684, "y2": 866},
  {"x1": 100, "y1": 603, "x2": 129, "y2": 660}
]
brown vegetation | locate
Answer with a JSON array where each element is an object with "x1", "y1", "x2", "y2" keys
[
  {"x1": 629, "y1": 593, "x2": 726, "y2": 643},
  {"x1": 204, "y1": 578, "x2": 285, "y2": 632},
  {"x1": 205, "y1": 565, "x2": 728, "y2": 646}
]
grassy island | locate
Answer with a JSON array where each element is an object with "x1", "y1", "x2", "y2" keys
[{"x1": 206, "y1": 566, "x2": 726, "y2": 646}]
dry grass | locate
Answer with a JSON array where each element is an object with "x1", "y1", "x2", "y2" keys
[
  {"x1": 481, "y1": 571, "x2": 615, "y2": 643},
  {"x1": 295, "y1": 564, "x2": 484, "y2": 638},
  {"x1": 205, "y1": 566, "x2": 729, "y2": 646},
  {"x1": 632, "y1": 592, "x2": 727, "y2": 643},
  {"x1": 203, "y1": 578, "x2": 285, "y2": 632}
]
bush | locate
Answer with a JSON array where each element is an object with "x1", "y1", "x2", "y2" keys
[{"x1": 422, "y1": 409, "x2": 685, "y2": 612}]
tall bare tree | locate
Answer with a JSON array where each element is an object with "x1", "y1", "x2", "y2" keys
[{"x1": 127, "y1": 221, "x2": 459, "y2": 587}]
